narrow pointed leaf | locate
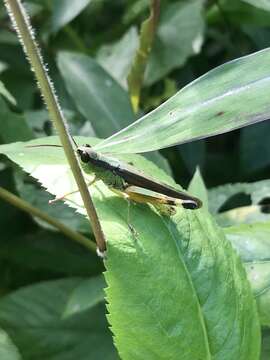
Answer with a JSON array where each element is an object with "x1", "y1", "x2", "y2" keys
[
  {"x1": 95, "y1": 48, "x2": 270, "y2": 154},
  {"x1": 57, "y1": 52, "x2": 135, "y2": 138},
  {"x1": 144, "y1": 0, "x2": 204, "y2": 85},
  {"x1": 127, "y1": 0, "x2": 159, "y2": 112},
  {"x1": 188, "y1": 167, "x2": 208, "y2": 209}
]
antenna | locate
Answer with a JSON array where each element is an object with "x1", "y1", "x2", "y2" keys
[
  {"x1": 26, "y1": 136, "x2": 79, "y2": 149},
  {"x1": 70, "y1": 135, "x2": 78, "y2": 148},
  {"x1": 26, "y1": 144, "x2": 62, "y2": 148}
]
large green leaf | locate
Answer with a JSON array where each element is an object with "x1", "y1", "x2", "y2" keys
[
  {"x1": 0, "y1": 278, "x2": 118, "y2": 359},
  {"x1": 106, "y1": 207, "x2": 260, "y2": 359},
  {"x1": 0, "y1": 137, "x2": 261, "y2": 359},
  {"x1": 145, "y1": 0, "x2": 204, "y2": 85},
  {"x1": 94, "y1": 48, "x2": 270, "y2": 155}
]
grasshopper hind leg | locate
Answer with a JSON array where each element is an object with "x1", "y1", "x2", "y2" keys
[
  {"x1": 152, "y1": 203, "x2": 176, "y2": 217},
  {"x1": 110, "y1": 188, "x2": 139, "y2": 239}
]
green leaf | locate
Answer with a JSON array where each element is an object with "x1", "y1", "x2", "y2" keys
[
  {"x1": 225, "y1": 222, "x2": 270, "y2": 327},
  {"x1": 95, "y1": 48, "x2": 270, "y2": 155},
  {"x1": 207, "y1": 1, "x2": 270, "y2": 26},
  {"x1": 209, "y1": 179, "x2": 270, "y2": 214},
  {"x1": 0, "y1": 97, "x2": 33, "y2": 143},
  {"x1": 57, "y1": 51, "x2": 135, "y2": 138},
  {"x1": 0, "y1": 137, "x2": 261, "y2": 358},
  {"x1": 0, "y1": 80, "x2": 16, "y2": 105},
  {"x1": 105, "y1": 208, "x2": 260, "y2": 359},
  {"x1": 145, "y1": 0, "x2": 204, "y2": 85},
  {"x1": 0, "y1": 278, "x2": 118, "y2": 359},
  {"x1": 51, "y1": 0, "x2": 92, "y2": 33},
  {"x1": 217, "y1": 206, "x2": 270, "y2": 227},
  {"x1": 246, "y1": 261, "x2": 270, "y2": 327},
  {"x1": 0, "y1": 328, "x2": 21, "y2": 360},
  {"x1": 242, "y1": 0, "x2": 270, "y2": 11},
  {"x1": 0, "y1": 229, "x2": 102, "y2": 276},
  {"x1": 209, "y1": 180, "x2": 270, "y2": 227},
  {"x1": 63, "y1": 275, "x2": 105, "y2": 318},
  {"x1": 97, "y1": 27, "x2": 139, "y2": 89},
  {"x1": 188, "y1": 167, "x2": 208, "y2": 209},
  {"x1": 225, "y1": 222, "x2": 270, "y2": 262}
]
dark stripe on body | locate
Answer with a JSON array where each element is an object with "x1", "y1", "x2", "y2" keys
[{"x1": 88, "y1": 155, "x2": 202, "y2": 208}]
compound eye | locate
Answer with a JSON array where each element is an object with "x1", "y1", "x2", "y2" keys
[{"x1": 77, "y1": 149, "x2": 89, "y2": 163}]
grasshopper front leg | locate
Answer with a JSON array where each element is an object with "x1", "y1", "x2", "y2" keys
[{"x1": 49, "y1": 176, "x2": 97, "y2": 204}]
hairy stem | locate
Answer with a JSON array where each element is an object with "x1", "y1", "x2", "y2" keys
[
  {"x1": 4, "y1": 0, "x2": 106, "y2": 253},
  {"x1": 0, "y1": 187, "x2": 96, "y2": 252}
]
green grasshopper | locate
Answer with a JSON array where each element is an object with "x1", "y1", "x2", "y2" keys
[
  {"x1": 76, "y1": 144, "x2": 202, "y2": 212},
  {"x1": 28, "y1": 140, "x2": 202, "y2": 214}
]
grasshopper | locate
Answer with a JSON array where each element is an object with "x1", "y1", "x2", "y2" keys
[
  {"x1": 28, "y1": 140, "x2": 202, "y2": 218},
  {"x1": 76, "y1": 144, "x2": 202, "y2": 212}
]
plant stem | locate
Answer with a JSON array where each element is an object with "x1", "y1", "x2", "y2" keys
[
  {"x1": 4, "y1": 0, "x2": 106, "y2": 253},
  {"x1": 0, "y1": 187, "x2": 96, "y2": 252}
]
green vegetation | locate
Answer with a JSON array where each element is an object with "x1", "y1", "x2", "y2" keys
[{"x1": 0, "y1": 1, "x2": 269, "y2": 359}]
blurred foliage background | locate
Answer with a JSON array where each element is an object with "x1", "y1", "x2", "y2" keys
[{"x1": 0, "y1": 0, "x2": 270, "y2": 359}]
